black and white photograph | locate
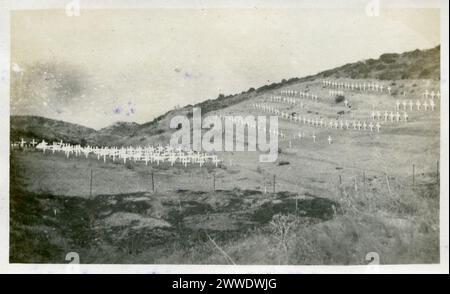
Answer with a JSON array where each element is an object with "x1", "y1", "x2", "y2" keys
[{"x1": 0, "y1": 0, "x2": 448, "y2": 275}]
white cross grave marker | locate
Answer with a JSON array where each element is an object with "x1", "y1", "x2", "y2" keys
[{"x1": 19, "y1": 138, "x2": 26, "y2": 148}]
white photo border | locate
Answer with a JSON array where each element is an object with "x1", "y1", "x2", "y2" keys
[{"x1": 0, "y1": 0, "x2": 448, "y2": 274}]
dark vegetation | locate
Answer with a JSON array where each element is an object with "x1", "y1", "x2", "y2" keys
[
  {"x1": 10, "y1": 152, "x2": 339, "y2": 263},
  {"x1": 319, "y1": 46, "x2": 440, "y2": 80},
  {"x1": 335, "y1": 95, "x2": 345, "y2": 103}
]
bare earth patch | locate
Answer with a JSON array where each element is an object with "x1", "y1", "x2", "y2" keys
[{"x1": 103, "y1": 212, "x2": 171, "y2": 230}]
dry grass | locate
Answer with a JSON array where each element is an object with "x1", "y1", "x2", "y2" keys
[{"x1": 10, "y1": 74, "x2": 441, "y2": 264}]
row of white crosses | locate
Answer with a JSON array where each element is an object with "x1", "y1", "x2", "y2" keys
[
  {"x1": 10, "y1": 138, "x2": 38, "y2": 149},
  {"x1": 423, "y1": 90, "x2": 441, "y2": 100},
  {"x1": 322, "y1": 80, "x2": 391, "y2": 94},
  {"x1": 294, "y1": 132, "x2": 333, "y2": 145},
  {"x1": 279, "y1": 90, "x2": 319, "y2": 100},
  {"x1": 34, "y1": 140, "x2": 221, "y2": 167},
  {"x1": 222, "y1": 113, "x2": 287, "y2": 139},
  {"x1": 253, "y1": 103, "x2": 290, "y2": 122},
  {"x1": 254, "y1": 103, "x2": 381, "y2": 132},
  {"x1": 395, "y1": 99, "x2": 436, "y2": 112},
  {"x1": 254, "y1": 103, "x2": 304, "y2": 124},
  {"x1": 269, "y1": 96, "x2": 305, "y2": 107},
  {"x1": 329, "y1": 90, "x2": 344, "y2": 97},
  {"x1": 370, "y1": 110, "x2": 409, "y2": 123}
]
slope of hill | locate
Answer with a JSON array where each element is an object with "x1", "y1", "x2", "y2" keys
[
  {"x1": 113, "y1": 45, "x2": 440, "y2": 146},
  {"x1": 89, "y1": 121, "x2": 141, "y2": 146},
  {"x1": 10, "y1": 45, "x2": 440, "y2": 146},
  {"x1": 98, "y1": 121, "x2": 141, "y2": 137}
]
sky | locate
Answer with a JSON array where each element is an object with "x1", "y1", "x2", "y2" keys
[{"x1": 11, "y1": 8, "x2": 440, "y2": 129}]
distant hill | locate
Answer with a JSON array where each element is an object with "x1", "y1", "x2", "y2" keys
[
  {"x1": 98, "y1": 121, "x2": 141, "y2": 137},
  {"x1": 10, "y1": 45, "x2": 440, "y2": 146},
  {"x1": 89, "y1": 121, "x2": 141, "y2": 146},
  {"x1": 10, "y1": 116, "x2": 96, "y2": 144}
]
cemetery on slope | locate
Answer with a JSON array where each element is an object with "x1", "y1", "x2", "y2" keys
[{"x1": 11, "y1": 139, "x2": 221, "y2": 168}]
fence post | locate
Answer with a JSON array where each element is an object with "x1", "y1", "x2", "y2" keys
[
  {"x1": 384, "y1": 173, "x2": 392, "y2": 196},
  {"x1": 336, "y1": 174, "x2": 343, "y2": 197},
  {"x1": 213, "y1": 173, "x2": 216, "y2": 191},
  {"x1": 363, "y1": 171, "x2": 366, "y2": 195},
  {"x1": 89, "y1": 169, "x2": 93, "y2": 198},
  {"x1": 385, "y1": 173, "x2": 392, "y2": 196},
  {"x1": 273, "y1": 175, "x2": 276, "y2": 193},
  {"x1": 412, "y1": 164, "x2": 415, "y2": 187},
  {"x1": 437, "y1": 160, "x2": 440, "y2": 183},
  {"x1": 151, "y1": 171, "x2": 155, "y2": 192}
]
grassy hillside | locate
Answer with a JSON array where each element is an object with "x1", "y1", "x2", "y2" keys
[
  {"x1": 89, "y1": 121, "x2": 141, "y2": 146},
  {"x1": 115, "y1": 46, "x2": 440, "y2": 146},
  {"x1": 115, "y1": 45, "x2": 440, "y2": 143},
  {"x1": 317, "y1": 46, "x2": 440, "y2": 80},
  {"x1": 10, "y1": 45, "x2": 440, "y2": 146},
  {"x1": 190, "y1": 45, "x2": 440, "y2": 114}
]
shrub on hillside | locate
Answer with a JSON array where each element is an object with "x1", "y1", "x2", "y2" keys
[
  {"x1": 380, "y1": 53, "x2": 399, "y2": 63},
  {"x1": 419, "y1": 69, "x2": 431, "y2": 78},
  {"x1": 375, "y1": 64, "x2": 386, "y2": 71},
  {"x1": 335, "y1": 95, "x2": 345, "y2": 103},
  {"x1": 365, "y1": 59, "x2": 377, "y2": 66}
]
